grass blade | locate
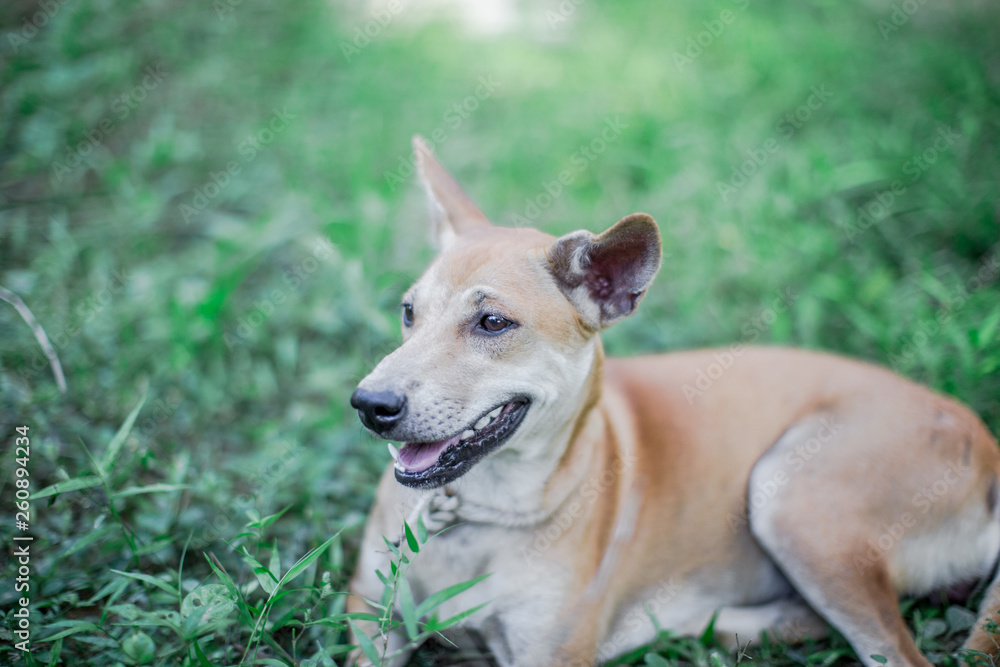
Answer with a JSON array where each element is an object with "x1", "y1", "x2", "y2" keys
[
  {"x1": 273, "y1": 531, "x2": 341, "y2": 593},
  {"x1": 431, "y1": 600, "x2": 490, "y2": 632},
  {"x1": 349, "y1": 620, "x2": 381, "y2": 666},
  {"x1": 112, "y1": 483, "x2": 189, "y2": 499},
  {"x1": 414, "y1": 573, "x2": 490, "y2": 620},
  {"x1": 192, "y1": 638, "x2": 212, "y2": 667},
  {"x1": 240, "y1": 546, "x2": 278, "y2": 595},
  {"x1": 37, "y1": 621, "x2": 102, "y2": 642},
  {"x1": 31, "y1": 476, "x2": 104, "y2": 500},
  {"x1": 398, "y1": 576, "x2": 418, "y2": 640},
  {"x1": 976, "y1": 307, "x2": 1000, "y2": 348},
  {"x1": 111, "y1": 570, "x2": 180, "y2": 597},
  {"x1": 404, "y1": 521, "x2": 419, "y2": 553},
  {"x1": 101, "y1": 390, "x2": 148, "y2": 476}
]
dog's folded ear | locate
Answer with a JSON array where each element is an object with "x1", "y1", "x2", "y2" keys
[
  {"x1": 413, "y1": 135, "x2": 492, "y2": 249},
  {"x1": 547, "y1": 213, "x2": 662, "y2": 330}
]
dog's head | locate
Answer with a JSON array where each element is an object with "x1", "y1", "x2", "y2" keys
[{"x1": 351, "y1": 137, "x2": 661, "y2": 489}]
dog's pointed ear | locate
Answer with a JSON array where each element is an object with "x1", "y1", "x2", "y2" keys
[
  {"x1": 413, "y1": 135, "x2": 491, "y2": 249},
  {"x1": 547, "y1": 213, "x2": 662, "y2": 330}
]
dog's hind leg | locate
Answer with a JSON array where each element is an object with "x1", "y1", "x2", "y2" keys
[
  {"x1": 962, "y1": 563, "x2": 1000, "y2": 660},
  {"x1": 749, "y1": 503, "x2": 931, "y2": 662},
  {"x1": 744, "y1": 410, "x2": 1000, "y2": 667}
]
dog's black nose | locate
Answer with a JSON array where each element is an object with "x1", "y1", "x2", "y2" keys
[{"x1": 350, "y1": 388, "x2": 407, "y2": 434}]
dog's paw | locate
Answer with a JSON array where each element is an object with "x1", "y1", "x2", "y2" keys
[{"x1": 423, "y1": 489, "x2": 460, "y2": 533}]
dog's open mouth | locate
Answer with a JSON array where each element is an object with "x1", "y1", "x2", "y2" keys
[{"x1": 389, "y1": 399, "x2": 530, "y2": 488}]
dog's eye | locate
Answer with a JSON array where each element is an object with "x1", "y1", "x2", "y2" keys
[
  {"x1": 480, "y1": 314, "x2": 512, "y2": 333},
  {"x1": 401, "y1": 303, "x2": 414, "y2": 327}
]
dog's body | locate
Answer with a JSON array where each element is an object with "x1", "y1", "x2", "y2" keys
[{"x1": 348, "y1": 138, "x2": 1000, "y2": 666}]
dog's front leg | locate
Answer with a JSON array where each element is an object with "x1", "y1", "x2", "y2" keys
[{"x1": 552, "y1": 615, "x2": 602, "y2": 667}]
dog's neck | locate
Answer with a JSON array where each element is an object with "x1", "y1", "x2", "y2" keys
[{"x1": 444, "y1": 337, "x2": 610, "y2": 525}]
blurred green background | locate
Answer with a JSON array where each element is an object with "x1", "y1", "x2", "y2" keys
[{"x1": 1, "y1": 0, "x2": 998, "y2": 664}]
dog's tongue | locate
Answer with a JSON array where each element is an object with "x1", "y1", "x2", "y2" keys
[{"x1": 398, "y1": 434, "x2": 461, "y2": 472}]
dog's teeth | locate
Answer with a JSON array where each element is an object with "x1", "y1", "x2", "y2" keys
[
  {"x1": 475, "y1": 416, "x2": 490, "y2": 430},
  {"x1": 488, "y1": 407, "x2": 502, "y2": 419},
  {"x1": 461, "y1": 429, "x2": 476, "y2": 441},
  {"x1": 387, "y1": 443, "x2": 400, "y2": 461}
]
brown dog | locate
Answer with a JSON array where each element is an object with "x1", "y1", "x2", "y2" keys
[{"x1": 348, "y1": 136, "x2": 1000, "y2": 666}]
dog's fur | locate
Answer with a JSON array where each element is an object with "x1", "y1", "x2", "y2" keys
[{"x1": 347, "y1": 137, "x2": 1000, "y2": 666}]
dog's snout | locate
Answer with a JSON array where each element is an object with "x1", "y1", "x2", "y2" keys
[{"x1": 350, "y1": 388, "x2": 407, "y2": 434}]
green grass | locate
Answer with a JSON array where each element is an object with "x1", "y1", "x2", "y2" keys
[{"x1": 0, "y1": 0, "x2": 998, "y2": 664}]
